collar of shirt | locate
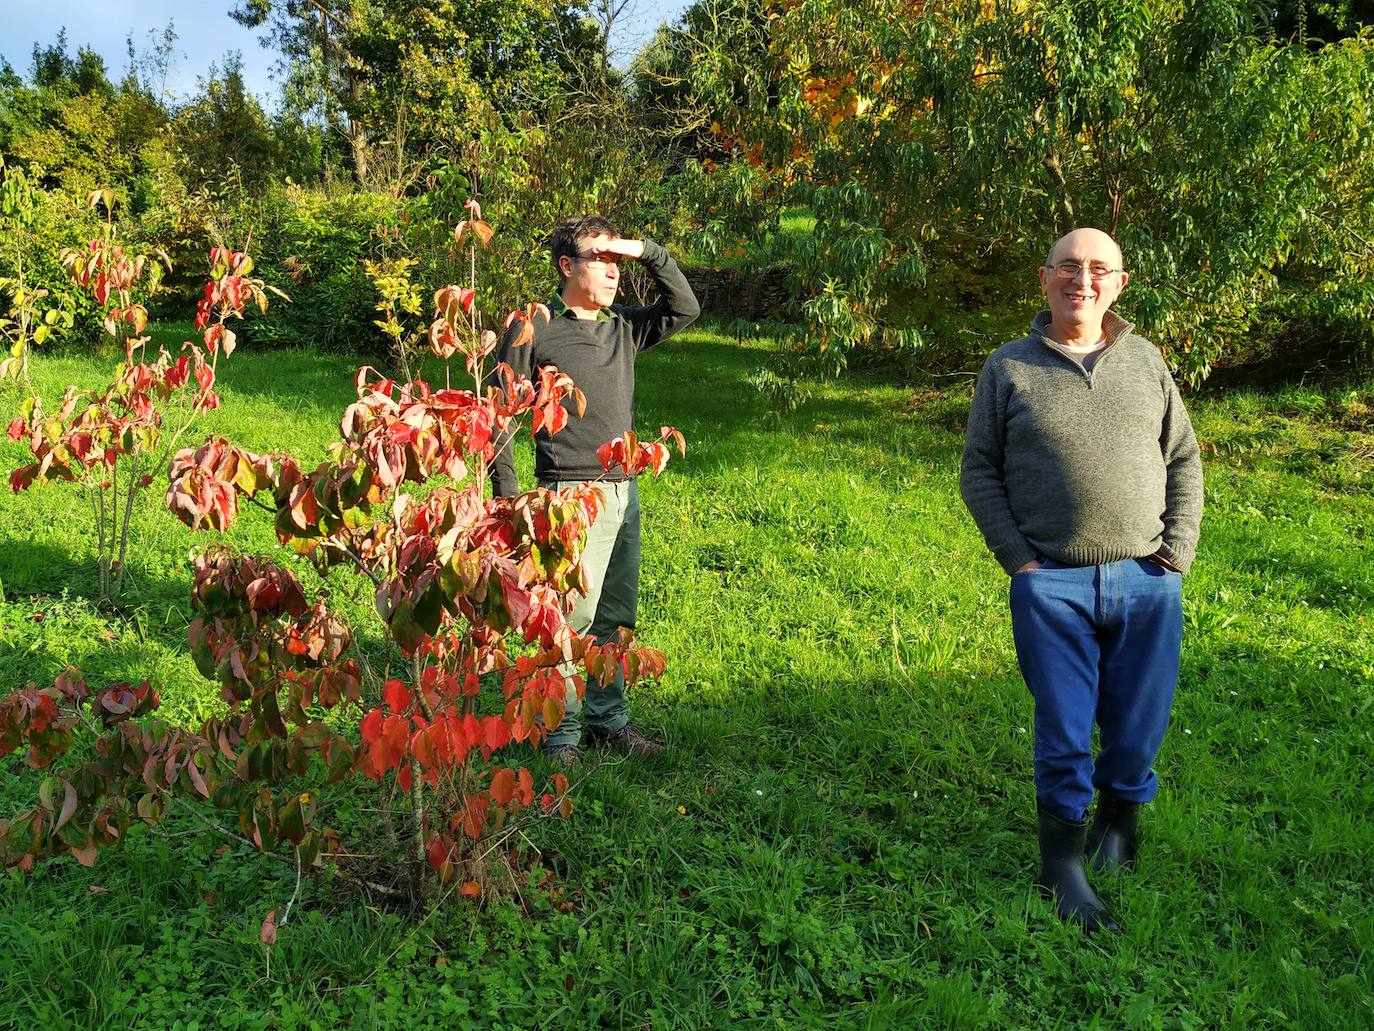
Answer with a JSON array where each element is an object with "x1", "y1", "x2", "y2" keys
[{"x1": 549, "y1": 293, "x2": 618, "y2": 322}]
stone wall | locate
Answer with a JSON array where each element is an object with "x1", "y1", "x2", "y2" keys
[{"x1": 680, "y1": 265, "x2": 796, "y2": 322}]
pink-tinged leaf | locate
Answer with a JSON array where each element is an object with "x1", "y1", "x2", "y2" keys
[
  {"x1": 185, "y1": 757, "x2": 210, "y2": 799},
  {"x1": 54, "y1": 779, "x2": 78, "y2": 832},
  {"x1": 646, "y1": 442, "x2": 670, "y2": 476},
  {"x1": 71, "y1": 844, "x2": 98, "y2": 867},
  {"x1": 259, "y1": 910, "x2": 278, "y2": 945}
]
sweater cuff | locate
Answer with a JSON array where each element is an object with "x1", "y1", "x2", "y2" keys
[
  {"x1": 1158, "y1": 540, "x2": 1196, "y2": 575},
  {"x1": 637, "y1": 239, "x2": 668, "y2": 269},
  {"x1": 994, "y1": 540, "x2": 1040, "y2": 576}
]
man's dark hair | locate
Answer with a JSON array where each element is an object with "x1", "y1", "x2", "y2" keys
[{"x1": 547, "y1": 216, "x2": 619, "y2": 284}]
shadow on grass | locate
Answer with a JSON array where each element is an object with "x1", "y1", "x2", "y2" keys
[{"x1": 0, "y1": 537, "x2": 191, "y2": 610}]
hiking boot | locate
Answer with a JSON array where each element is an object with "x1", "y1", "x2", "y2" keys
[
  {"x1": 587, "y1": 721, "x2": 664, "y2": 758},
  {"x1": 1036, "y1": 803, "x2": 1120, "y2": 935},
  {"x1": 543, "y1": 743, "x2": 582, "y2": 769},
  {"x1": 1086, "y1": 793, "x2": 1140, "y2": 874}
]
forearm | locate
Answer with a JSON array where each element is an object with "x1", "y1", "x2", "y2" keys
[
  {"x1": 638, "y1": 240, "x2": 701, "y2": 324},
  {"x1": 1159, "y1": 456, "x2": 1203, "y2": 572},
  {"x1": 961, "y1": 473, "x2": 1039, "y2": 574},
  {"x1": 1158, "y1": 380, "x2": 1204, "y2": 572},
  {"x1": 960, "y1": 369, "x2": 1037, "y2": 574}
]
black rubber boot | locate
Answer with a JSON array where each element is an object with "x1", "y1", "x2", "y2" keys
[
  {"x1": 1036, "y1": 804, "x2": 1120, "y2": 934},
  {"x1": 1086, "y1": 794, "x2": 1140, "y2": 875}
]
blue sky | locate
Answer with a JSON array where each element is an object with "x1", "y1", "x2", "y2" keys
[{"x1": 0, "y1": 1, "x2": 692, "y2": 109}]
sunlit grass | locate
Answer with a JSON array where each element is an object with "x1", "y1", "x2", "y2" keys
[{"x1": 1, "y1": 324, "x2": 1371, "y2": 1027}]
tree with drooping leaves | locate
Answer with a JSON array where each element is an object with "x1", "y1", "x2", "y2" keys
[
  {"x1": 6, "y1": 191, "x2": 280, "y2": 601},
  {"x1": 689, "y1": 0, "x2": 1374, "y2": 390}
]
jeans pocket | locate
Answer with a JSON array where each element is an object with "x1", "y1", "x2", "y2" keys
[{"x1": 1135, "y1": 556, "x2": 1172, "y2": 577}]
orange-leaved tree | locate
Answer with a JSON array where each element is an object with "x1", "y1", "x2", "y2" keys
[
  {"x1": 0, "y1": 206, "x2": 685, "y2": 904},
  {"x1": 6, "y1": 189, "x2": 279, "y2": 600}
]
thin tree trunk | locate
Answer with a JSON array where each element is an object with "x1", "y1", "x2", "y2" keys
[{"x1": 113, "y1": 452, "x2": 139, "y2": 596}]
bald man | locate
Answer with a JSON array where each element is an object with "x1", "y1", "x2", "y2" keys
[{"x1": 960, "y1": 228, "x2": 1203, "y2": 933}]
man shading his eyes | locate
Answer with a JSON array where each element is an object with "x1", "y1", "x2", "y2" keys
[{"x1": 489, "y1": 216, "x2": 700, "y2": 767}]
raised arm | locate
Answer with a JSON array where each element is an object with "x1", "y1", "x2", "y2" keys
[{"x1": 605, "y1": 238, "x2": 701, "y2": 351}]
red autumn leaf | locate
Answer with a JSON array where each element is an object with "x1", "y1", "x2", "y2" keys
[
  {"x1": 480, "y1": 716, "x2": 511, "y2": 753},
  {"x1": 644, "y1": 442, "x2": 670, "y2": 476},
  {"x1": 382, "y1": 714, "x2": 409, "y2": 758},
  {"x1": 489, "y1": 767, "x2": 516, "y2": 805},
  {"x1": 382, "y1": 679, "x2": 411, "y2": 713},
  {"x1": 360, "y1": 708, "x2": 384, "y2": 747},
  {"x1": 411, "y1": 726, "x2": 436, "y2": 770},
  {"x1": 427, "y1": 835, "x2": 451, "y2": 872}
]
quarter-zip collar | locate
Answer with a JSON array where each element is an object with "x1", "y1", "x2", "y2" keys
[{"x1": 1028, "y1": 309, "x2": 1133, "y2": 387}]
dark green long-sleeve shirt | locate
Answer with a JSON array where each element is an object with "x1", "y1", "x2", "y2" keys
[{"x1": 489, "y1": 240, "x2": 700, "y2": 497}]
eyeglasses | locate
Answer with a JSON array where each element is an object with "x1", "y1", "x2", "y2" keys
[
  {"x1": 1047, "y1": 261, "x2": 1124, "y2": 280},
  {"x1": 572, "y1": 252, "x2": 622, "y2": 268}
]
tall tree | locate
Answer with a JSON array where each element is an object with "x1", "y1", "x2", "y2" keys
[
  {"x1": 229, "y1": 0, "x2": 595, "y2": 188},
  {"x1": 691, "y1": 0, "x2": 1374, "y2": 388}
]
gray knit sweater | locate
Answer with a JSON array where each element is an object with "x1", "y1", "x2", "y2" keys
[{"x1": 960, "y1": 310, "x2": 1203, "y2": 575}]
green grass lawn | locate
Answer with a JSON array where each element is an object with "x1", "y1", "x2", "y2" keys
[{"x1": 1, "y1": 323, "x2": 1372, "y2": 1028}]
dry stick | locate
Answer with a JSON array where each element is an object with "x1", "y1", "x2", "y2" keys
[
  {"x1": 113, "y1": 451, "x2": 139, "y2": 596},
  {"x1": 89, "y1": 483, "x2": 104, "y2": 596},
  {"x1": 106, "y1": 457, "x2": 118, "y2": 598},
  {"x1": 94, "y1": 477, "x2": 110, "y2": 598},
  {"x1": 466, "y1": 237, "x2": 486, "y2": 497},
  {"x1": 409, "y1": 758, "x2": 428, "y2": 877},
  {"x1": 279, "y1": 846, "x2": 304, "y2": 928},
  {"x1": 406, "y1": 651, "x2": 438, "y2": 890}
]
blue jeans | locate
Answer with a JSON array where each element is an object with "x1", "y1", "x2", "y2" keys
[{"x1": 1009, "y1": 557, "x2": 1183, "y2": 822}]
